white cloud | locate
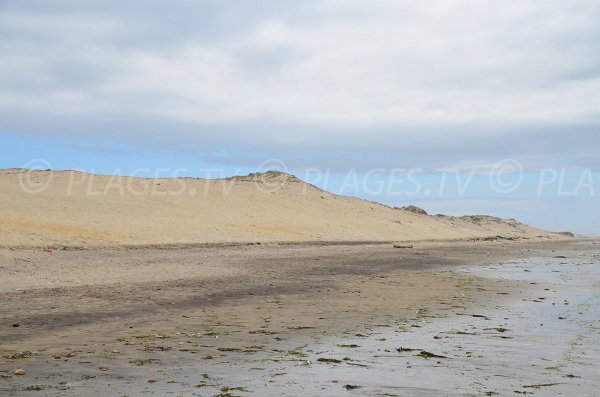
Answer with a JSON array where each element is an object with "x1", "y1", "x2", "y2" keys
[{"x1": 0, "y1": 0, "x2": 599, "y2": 168}]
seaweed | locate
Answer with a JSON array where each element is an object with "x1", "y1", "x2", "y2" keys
[
  {"x1": 416, "y1": 350, "x2": 447, "y2": 359},
  {"x1": 317, "y1": 358, "x2": 342, "y2": 364},
  {"x1": 2, "y1": 351, "x2": 33, "y2": 360}
]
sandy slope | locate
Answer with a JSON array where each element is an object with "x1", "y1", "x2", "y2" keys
[{"x1": 0, "y1": 168, "x2": 563, "y2": 248}]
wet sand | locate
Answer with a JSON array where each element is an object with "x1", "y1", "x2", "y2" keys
[{"x1": 0, "y1": 239, "x2": 598, "y2": 396}]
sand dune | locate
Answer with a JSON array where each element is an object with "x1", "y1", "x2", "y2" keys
[{"x1": 0, "y1": 168, "x2": 564, "y2": 248}]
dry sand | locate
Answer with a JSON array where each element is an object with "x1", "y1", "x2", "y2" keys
[{"x1": 0, "y1": 168, "x2": 567, "y2": 248}]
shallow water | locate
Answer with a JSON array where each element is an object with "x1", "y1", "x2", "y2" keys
[{"x1": 241, "y1": 251, "x2": 600, "y2": 396}]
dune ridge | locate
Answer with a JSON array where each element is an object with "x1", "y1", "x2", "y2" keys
[{"x1": 0, "y1": 168, "x2": 566, "y2": 248}]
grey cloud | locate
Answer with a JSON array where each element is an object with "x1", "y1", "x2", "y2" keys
[{"x1": 3, "y1": 103, "x2": 597, "y2": 172}]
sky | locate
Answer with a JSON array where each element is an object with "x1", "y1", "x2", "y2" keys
[{"x1": 1, "y1": 0, "x2": 599, "y2": 235}]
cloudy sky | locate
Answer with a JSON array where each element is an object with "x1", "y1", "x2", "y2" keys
[{"x1": 1, "y1": 1, "x2": 599, "y2": 234}]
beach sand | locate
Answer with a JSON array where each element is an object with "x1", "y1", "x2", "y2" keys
[{"x1": 1, "y1": 239, "x2": 598, "y2": 396}]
